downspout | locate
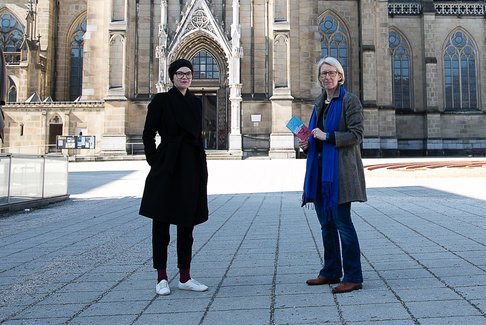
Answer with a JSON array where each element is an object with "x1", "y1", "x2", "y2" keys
[
  {"x1": 149, "y1": 0, "x2": 154, "y2": 95},
  {"x1": 251, "y1": 0, "x2": 254, "y2": 97},
  {"x1": 135, "y1": 0, "x2": 139, "y2": 96},
  {"x1": 357, "y1": 0, "x2": 363, "y2": 101},
  {"x1": 52, "y1": 1, "x2": 59, "y2": 100},
  {"x1": 264, "y1": 0, "x2": 269, "y2": 97},
  {"x1": 357, "y1": 0, "x2": 364, "y2": 154}
]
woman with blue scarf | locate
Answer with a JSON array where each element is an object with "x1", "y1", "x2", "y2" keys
[{"x1": 300, "y1": 57, "x2": 367, "y2": 294}]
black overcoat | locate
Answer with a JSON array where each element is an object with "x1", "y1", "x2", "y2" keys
[{"x1": 139, "y1": 87, "x2": 209, "y2": 226}]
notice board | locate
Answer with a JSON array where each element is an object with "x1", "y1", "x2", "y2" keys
[{"x1": 57, "y1": 135, "x2": 95, "y2": 149}]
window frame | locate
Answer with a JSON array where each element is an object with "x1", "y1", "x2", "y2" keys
[
  {"x1": 389, "y1": 30, "x2": 412, "y2": 110},
  {"x1": 443, "y1": 30, "x2": 478, "y2": 111},
  {"x1": 319, "y1": 15, "x2": 349, "y2": 81},
  {"x1": 69, "y1": 17, "x2": 87, "y2": 101}
]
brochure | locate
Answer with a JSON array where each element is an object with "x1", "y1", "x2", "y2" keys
[{"x1": 285, "y1": 116, "x2": 311, "y2": 141}]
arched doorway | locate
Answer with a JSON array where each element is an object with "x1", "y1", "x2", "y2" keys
[
  {"x1": 48, "y1": 115, "x2": 63, "y2": 153},
  {"x1": 201, "y1": 93, "x2": 217, "y2": 149},
  {"x1": 188, "y1": 49, "x2": 229, "y2": 150},
  {"x1": 195, "y1": 91, "x2": 229, "y2": 150}
]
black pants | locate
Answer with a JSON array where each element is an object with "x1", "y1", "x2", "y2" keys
[{"x1": 152, "y1": 220, "x2": 194, "y2": 269}]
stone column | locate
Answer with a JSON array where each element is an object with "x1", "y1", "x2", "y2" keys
[
  {"x1": 41, "y1": 110, "x2": 47, "y2": 154},
  {"x1": 423, "y1": 1, "x2": 439, "y2": 113},
  {"x1": 426, "y1": 113, "x2": 443, "y2": 156},
  {"x1": 269, "y1": 89, "x2": 295, "y2": 159},
  {"x1": 101, "y1": 100, "x2": 127, "y2": 156},
  {"x1": 82, "y1": 0, "x2": 109, "y2": 101},
  {"x1": 106, "y1": 0, "x2": 127, "y2": 100},
  {"x1": 269, "y1": 3, "x2": 294, "y2": 159},
  {"x1": 156, "y1": 0, "x2": 169, "y2": 93},
  {"x1": 228, "y1": 0, "x2": 243, "y2": 157},
  {"x1": 423, "y1": 0, "x2": 441, "y2": 155},
  {"x1": 81, "y1": 1, "x2": 126, "y2": 155},
  {"x1": 360, "y1": 0, "x2": 396, "y2": 156}
]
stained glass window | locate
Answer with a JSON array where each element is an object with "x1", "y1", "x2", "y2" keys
[
  {"x1": 443, "y1": 31, "x2": 477, "y2": 110},
  {"x1": 389, "y1": 31, "x2": 411, "y2": 109},
  {"x1": 69, "y1": 18, "x2": 86, "y2": 100},
  {"x1": 319, "y1": 16, "x2": 348, "y2": 79},
  {"x1": 0, "y1": 13, "x2": 24, "y2": 52}
]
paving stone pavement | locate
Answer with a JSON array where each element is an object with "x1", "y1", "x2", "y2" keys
[{"x1": 0, "y1": 158, "x2": 485, "y2": 325}]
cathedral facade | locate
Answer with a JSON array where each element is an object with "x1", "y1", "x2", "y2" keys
[{"x1": 1, "y1": 0, "x2": 485, "y2": 158}]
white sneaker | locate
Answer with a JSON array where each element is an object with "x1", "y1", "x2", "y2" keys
[
  {"x1": 156, "y1": 280, "x2": 170, "y2": 295},
  {"x1": 178, "y1": 279, "x2": 208, "y2": 292}
]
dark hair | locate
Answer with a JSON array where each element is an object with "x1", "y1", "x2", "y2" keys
[{"x1": 168, "y1": 59, "x2": 193, "y2": 82}]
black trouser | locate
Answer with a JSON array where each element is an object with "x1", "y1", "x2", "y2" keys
[{"x1": 152, "y1": 220, "x2": 194, "y2": 269}]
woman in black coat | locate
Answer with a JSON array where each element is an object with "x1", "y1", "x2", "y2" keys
[{"x1": 139, "y1": 59, "x2": 209, "y2": 296}]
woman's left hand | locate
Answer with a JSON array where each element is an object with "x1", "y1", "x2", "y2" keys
[
  {"x1": 311, "y1": 128, "x2": 327, "y2": 141},
  {"x1": 299, "y1": 138, "x2": 308, "y2": 151}
]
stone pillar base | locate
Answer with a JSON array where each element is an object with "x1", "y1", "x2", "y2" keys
[
  {"x1": 228, "y1": 133, "x2": 243, "y2": 159},
  {"x1": 268, "y1": 149, "x2": 296, "y2": 159},
  {"x1": 269, "y1": 90, "x2": 294, "y2": 159},
  {"x1": 269, "y1": 133, "x2": 296, "y2": 159}
]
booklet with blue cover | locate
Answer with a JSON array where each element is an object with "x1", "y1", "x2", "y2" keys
[{"x1": 285, "y1": 116, "x2": 312, "y2": 141}]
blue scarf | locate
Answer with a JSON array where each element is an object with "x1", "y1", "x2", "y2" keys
[{"x1": 302, "y1": 85, "x2": 344, "y2": 214}]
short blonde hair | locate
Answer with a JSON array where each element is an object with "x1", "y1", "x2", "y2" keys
[{"x1": 317, "y1": 56, "x2": 345, "y2": 85}]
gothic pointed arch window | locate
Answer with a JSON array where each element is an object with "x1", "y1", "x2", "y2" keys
[
  {"x1": 8, "y1": 76, "x2": 16, "y2": 102},
  {"x1": 0, "y1": 12, "x2": 24, "y2": 53},
  {"x1": 443, "y1": 30, "x2": 478, "y2": 111},
  {"x1": 192, "y1": 50, "x2": 220, "y2": 80},
  {"x1": 69, "y1": 17, "x2": 87, "y2": 101},
  {"x1": 319, "y1": 15, "x2": 348, "y2": 79},
  {"x1": 0, "y1": 12, "x2": 24, "y2": 65},
  {"x1": 389, "y1": 31, "x2": 411, "y2": 109}
]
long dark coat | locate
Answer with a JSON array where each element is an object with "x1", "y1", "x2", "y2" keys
[{"x1": 139, "y1": 87, "x2": 209, "y2": 226}]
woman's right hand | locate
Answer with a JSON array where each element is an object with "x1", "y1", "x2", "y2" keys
[{"x1": 299, "y1": 138, "x2": 308, "y2": 151}]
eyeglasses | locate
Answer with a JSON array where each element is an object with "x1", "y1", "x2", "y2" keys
[
  {"x1": 320, "y1": 71, "x2": 338, "y2": 78},
  {"x1": 175, "y1": 71, "x2": 192, "y2": 78}
]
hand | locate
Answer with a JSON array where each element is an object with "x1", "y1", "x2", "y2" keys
[
  {"x1": 299, "y1": 138, "x2": 308, "y2": 151},
  {"x1": 311, "y1": 128, "x2": 326, "y2": 141}
]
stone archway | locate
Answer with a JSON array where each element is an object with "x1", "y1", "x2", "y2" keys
[
  {"x1": 48, "y1": 115, "x2": 63, "y2": 152},
  {"x1": 174, "y1": 35, "x2": 230, "y2": 150}
]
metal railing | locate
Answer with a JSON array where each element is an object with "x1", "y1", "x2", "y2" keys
[
  {"x1": 435, "y1": 1, "x2": 485, "y2": 15},
  {"x1": 388, "y1": 2, "x2": 422, "y2": 15},
  {"x1": 126, "y1": 142, "x2": 144, "y2": 155},
  {"x1": 388, "y1": 1, "x2": 486, "y2": 16},
  {"x1": 0, "y1": 154, "x2": 68, "y2": 211}
]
